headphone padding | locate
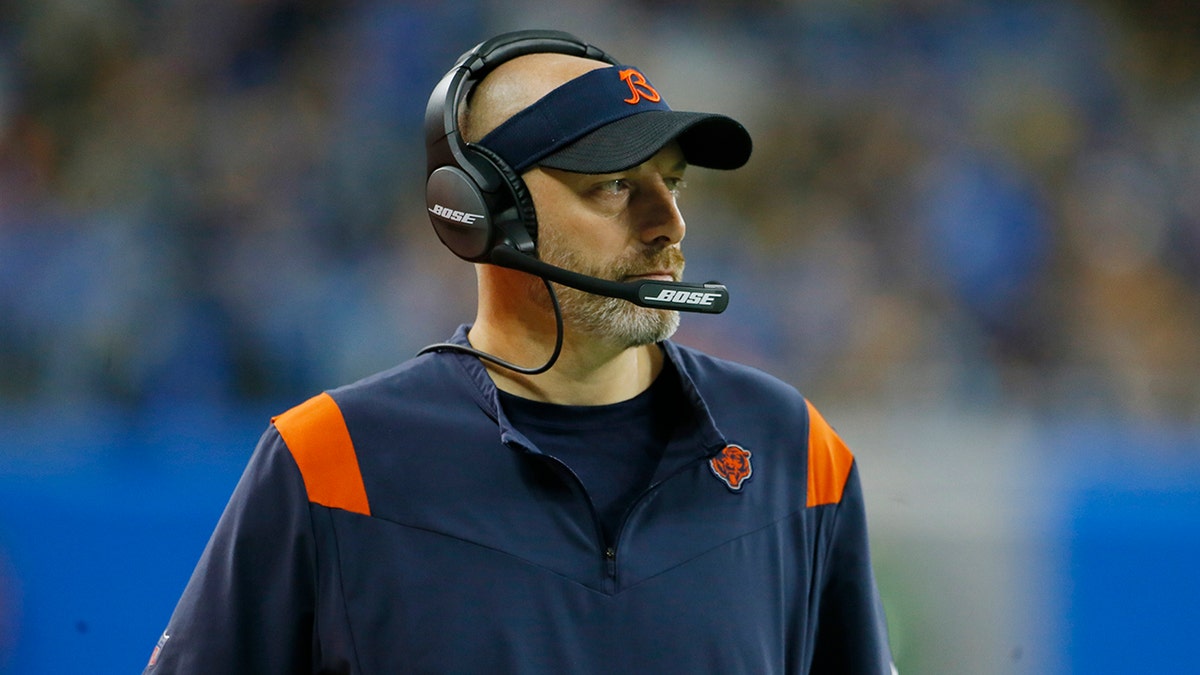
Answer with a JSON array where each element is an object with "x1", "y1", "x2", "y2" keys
[{"x1": 468, "y1": 142, "x2": 539, "y2": 251}]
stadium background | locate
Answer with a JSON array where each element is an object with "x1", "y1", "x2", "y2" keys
[{"x1": 1, "y1": 0, "x2": 1199, "y2": 672}]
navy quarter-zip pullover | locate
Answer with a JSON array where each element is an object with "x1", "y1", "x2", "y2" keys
[{"x1": 145, "y1": 326, "x2": 894, "y2": 674}]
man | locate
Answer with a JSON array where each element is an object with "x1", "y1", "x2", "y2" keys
[{"x1": 145, "y1": 30, "x2": 895, "y2": 674}]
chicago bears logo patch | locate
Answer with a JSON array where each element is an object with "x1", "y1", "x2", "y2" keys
[{"x1": 709, "y1": 444, "x2": 752, "y2": 491}]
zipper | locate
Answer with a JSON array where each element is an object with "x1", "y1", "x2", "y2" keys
[
  {"x1": 603, "y1": 451, "x2": 725, "y2": 590},
  {"x1": 523, "y1": 450, "x2": 616, "y2": 583},
  {"x1": 611, "y1": 450, "x2": 720, "y2": 536},
  {"x1": 520, "y1": 443, "x2": 728, "y2": 593}
]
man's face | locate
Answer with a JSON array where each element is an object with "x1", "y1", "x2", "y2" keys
[{"x1": 524, "y1": 143, "x2": 689, "y2": 349}]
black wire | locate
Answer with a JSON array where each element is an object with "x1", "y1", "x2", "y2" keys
[{"x1": 415, "y1": 277, "x2": 564, "y2": 375}]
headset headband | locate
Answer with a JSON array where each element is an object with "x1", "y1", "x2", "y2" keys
[{"x1": 424, "y1": 30, "x2": 618, "y2": 181}]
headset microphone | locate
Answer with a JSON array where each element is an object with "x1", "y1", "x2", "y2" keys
[{"x1": 488, "y1": 245, "x2": 729, "y2": 314}]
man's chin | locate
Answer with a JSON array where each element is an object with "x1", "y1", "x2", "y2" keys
[
  {"x1": 560, "y1": 292, "x2": 675, "y2": 345},
  {"x1": 609, "y1": 307, "x2": 681, "y2": 349}
]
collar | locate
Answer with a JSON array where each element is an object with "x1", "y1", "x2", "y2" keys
[{"x1": 441, "y1": 324, "x2": 729, "y2": 458}]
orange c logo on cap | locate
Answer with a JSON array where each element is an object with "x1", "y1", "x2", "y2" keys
[{"x1": 619, "y1": 68, "x2": 661, "y2": 104}]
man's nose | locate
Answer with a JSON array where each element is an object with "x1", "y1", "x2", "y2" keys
[{"x1": 637, "y1": 178, "x2": 686, "y2": 246}]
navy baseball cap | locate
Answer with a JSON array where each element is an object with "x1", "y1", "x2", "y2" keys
[{"x1": 476, "y1": 65, "x2": 752, "y2": 174}]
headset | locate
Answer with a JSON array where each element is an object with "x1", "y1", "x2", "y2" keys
[
  {"x1": 420, "y1": 29, "x2": 729, "y2": 373},
  {"x1": 424, "y1": 29, "x2": 613, "y2": 264}
]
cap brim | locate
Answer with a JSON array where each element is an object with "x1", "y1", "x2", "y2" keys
[{"x1": 536, "y1": 110, "x2": 752, "y2": 174}]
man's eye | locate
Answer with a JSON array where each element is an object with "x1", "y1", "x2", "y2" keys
[
  {"x1": 665, "y1": 177, "x2": 688, "y2": 195},
  {"x1": 597, "y1": 179, "x2": 628, "y2": 194}
]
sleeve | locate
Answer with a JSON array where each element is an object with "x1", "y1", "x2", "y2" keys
[
  {"x1": 804, "y1": 401, "x2": 896, "y2": 674},
  {"x1": 143, "y1": 427, "x2": 318, "y2": 674},
  {"x1": 809, "y1": 463, "x2": 896, "y2": 674}
]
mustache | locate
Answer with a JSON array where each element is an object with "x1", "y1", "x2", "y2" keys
[{"x1": 616, "y1": 247, "x2": 686, "y2": 281}]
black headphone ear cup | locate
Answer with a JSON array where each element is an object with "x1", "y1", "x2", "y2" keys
[
  {"x1": 426, "y1": 163, "x2": 494, "y2": 262},
  {"x1": 468, "y1": 143, "x2": 539, "y2": 252}
]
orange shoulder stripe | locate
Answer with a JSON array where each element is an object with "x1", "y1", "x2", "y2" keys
[
  {"x1": 272, "y1": 392, "x2": 371, "y2": 516},
  {"x1": 805, "y1": 400, "x2": 855, "y2": 508}
]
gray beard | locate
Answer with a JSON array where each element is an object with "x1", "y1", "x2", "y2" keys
[
  {"x1": 553, "y1": 282, "x2": 681, "y2": 348},
  {"x1": 534, "y1": 239, "x2": 682, "y2": 349}
]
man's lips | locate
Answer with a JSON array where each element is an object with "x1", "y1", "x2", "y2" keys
[{"x1": 623, "y1": 270, "x2": 680, "y2": 283}]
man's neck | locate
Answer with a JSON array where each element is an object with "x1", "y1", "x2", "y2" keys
[{"x1": 468, "y1": 321, "x2": 664, "y2": 406}]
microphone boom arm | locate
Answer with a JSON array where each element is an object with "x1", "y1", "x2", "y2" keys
[{"x1": 489, "y1": 245, "x2": 729, "y2": 314}]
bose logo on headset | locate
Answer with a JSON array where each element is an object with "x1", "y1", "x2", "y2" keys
[
  {"x1": 645, "y1": 288, "x2": 722, "y2": 307},
  {"x1": 429, "y1": 203, "x2": 485, "y2": 225}
]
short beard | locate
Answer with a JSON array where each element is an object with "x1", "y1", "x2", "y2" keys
[{"x1": 534, "y1": 238, "x2": 683, "y2": 349}]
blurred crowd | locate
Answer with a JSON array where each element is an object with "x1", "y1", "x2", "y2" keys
[{"x1": 1, "y1": 0, "x2": 1198, "y2": 426}]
